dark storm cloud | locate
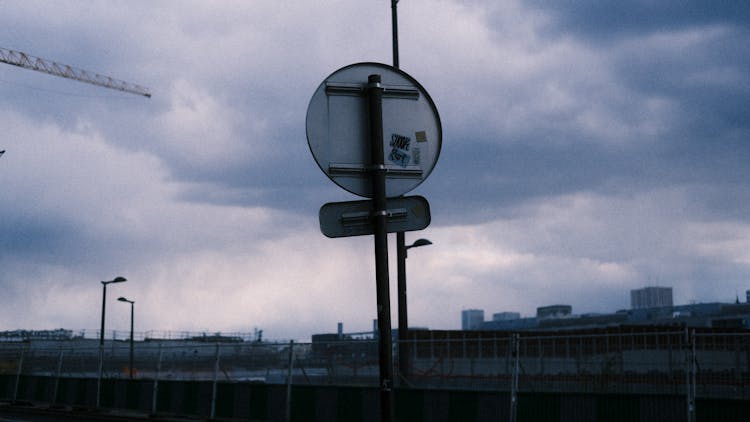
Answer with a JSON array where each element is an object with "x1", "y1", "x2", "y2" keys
[
  {"x1": 425, "y1": 138, "x2": 749, "y2": 226},
  {"x1": 422, "y1": 1, "x2": 750, "y2": 229},
  {"x1": 608, "y1": 28, "x2": 750, "y2": 137},
  {"x1": 527, "y1": 1, "x2": 750, "y2": 41},
  {"x1": 0, "y1": 216, "x2": 81, "y2": 261},
  {"x1": 0, "y1": 215, "x2": 140, "y2": 275}
]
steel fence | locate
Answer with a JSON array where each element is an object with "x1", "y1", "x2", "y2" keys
[{"x1": 1, "y1": 329, "x2": 748, "y2": 401}]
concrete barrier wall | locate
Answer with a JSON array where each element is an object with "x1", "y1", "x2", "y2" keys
[{"x1": 2, "y1": 374, "x2": 748, "y2": 422}]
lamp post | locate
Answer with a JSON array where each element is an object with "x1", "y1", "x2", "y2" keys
[
  {"x1": 118, "y1": 297, "x2": 135, "y2": 380},
  {"x1": 396, "y1": 236, "x2": 432, "y2": 382},
  {"x1": 97, "y1": 276, "x2": 126, "y2": 407}
]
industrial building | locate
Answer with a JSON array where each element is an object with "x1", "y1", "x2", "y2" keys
[{"x1": 467, "y1": 286, "x2": 750, "y2": 331}]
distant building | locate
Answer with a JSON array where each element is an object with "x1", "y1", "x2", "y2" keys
[
  {"x1": 0, "y1": 329, "x2": 74, "y2": 342},
  {"x1": 631, "y1": 287, "x2": 673, "y2": 309},
  {"x1": 493, "y1": 312, "x2": 520, "y2": 322},
  {"x1": 746, "y1": 290, "x2": 750, "y2": 304},
  {"x1": 536, "y1": 305, "x2": 572, "y2": 319},
  {"x1": 462, "y1": 309, "x2": 484, "y2": 330},
  {"x1": 461, "y1": 286, "x2": 750, "y2": 332}
]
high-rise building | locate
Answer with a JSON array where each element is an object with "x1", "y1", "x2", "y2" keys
[
  {"x1": 631, "y1": 287, "x2": 673, "y2": 309},
  {"x1": 462, "y1": 309, "x2": 484, "y2": 330}
]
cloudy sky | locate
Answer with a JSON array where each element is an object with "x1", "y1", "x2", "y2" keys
[{"x1": 1, "y1": 1, "x2": 748, "y2": 341}]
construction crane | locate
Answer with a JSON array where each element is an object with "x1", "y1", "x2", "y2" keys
[{"x1": 0, "y1": 47, "x2": 151, "y2": 98}]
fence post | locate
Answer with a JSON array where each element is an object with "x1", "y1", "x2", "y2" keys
[
  {"x1": 538, "y1": 337, "x2": 543, "y2": 375},
  {"x1": 690, "y1": 330, "x2": 697, "y2": 421},
  {"x1": 97, "y1": 337, "x2": 103, "y2": 407},
  {"x1": 13, "y1": 349, "x2": 24, "y2": 402},
  {"x1": 509, "y1": 333, "x2": 519, "y2": 422},
  {"x1": 685, "y1": 328, "x2": 696, "y2": 422},
  {"x1": 151, "y1": 344, "x2": 162, "y2": 415},
  {"x1": 210, "y1": 343, "x2": 221, "y2": 420},
  {"x1": 285, "y1": 340, "x2": 295, "y2": 422},
  {"x1": 52, "y1": 349, "x2": 64, "y2": 404},
  {"x1": 412, "y1": 337, "x2": 418, "y2": 379}
]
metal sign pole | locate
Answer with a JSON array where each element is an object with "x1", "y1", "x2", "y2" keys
[
  {"x1": 367, "y1": 73, "x2": 395, "y2": 422},
  {"x1": 307, "y1": 60, "x2": 440, "y2": 422},
  {"x1": 396, "y1": 232, "x2": 409, "y2": 382}
]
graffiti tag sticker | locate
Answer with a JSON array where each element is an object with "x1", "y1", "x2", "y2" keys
[{"x1": 388, "y1": 133, "x2": 411, "y2": 167}]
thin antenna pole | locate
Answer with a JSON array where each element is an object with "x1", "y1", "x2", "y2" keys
[
  {"x1": 392, "y1": 0, "x2": 400, "y2": 69},
  {"x1": 392, "y1": 0, "x2": 411, "y2": 388}
]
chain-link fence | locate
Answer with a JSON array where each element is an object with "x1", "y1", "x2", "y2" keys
[
  {"x1": 1, "y1": 328, "x2": 749, "y2": 402},
  {"x1": 0, "y1": 340, "x2": 298, "y2": 386},
  {"x1": 398, "y1": 329, "x2": 750, "y2": 400}
]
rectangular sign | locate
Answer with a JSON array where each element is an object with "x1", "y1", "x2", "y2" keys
[{"x1": 319, "y1": 196, "x2": 431, "y2": 238}]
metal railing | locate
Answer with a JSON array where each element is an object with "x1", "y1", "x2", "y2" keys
[{"x1": 1, "y1": 329, "x2": 748, "y2": 400}]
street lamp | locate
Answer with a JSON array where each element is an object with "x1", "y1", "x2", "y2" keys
[
  {"x1": 396, "y1": 235, "x2": 432, "y2": 382},
  {"x1": 97, "y1": 276, "x2": 126, "y2": 407},
  {"x1": 118, "y1": 297, "x2": 135, "y2": 380}
]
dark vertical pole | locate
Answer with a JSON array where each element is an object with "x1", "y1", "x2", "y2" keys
[
  {"x1": 13, "y1": 349, "x2": 23, "y2": 402},
  {"x1": 510, "y1": 333, "x2": 520, "y2": 422},
  {"x1": 210, "y1": 343, "x2": 220, "y2": 420},
  {"x1": 368, "y1": 73, "x2": 394, "y2": 422},
  {"x1": 129, "y1": 303, "x2": 134, "y2": 379},
  {"x1": 97, "y1": 283, "x2": 106, "y2": 407},
  {"x1": 53, "y1": 349, "x2": 63, "y2": 404},
  {"x1": 100, "y1": 284, "x2": 107, "y2": 348},
  {"x1": 391, "y1": 0, "x2": 399, "y2": 69},
  {"x1": 397, "y1": 233, "x2": 409, "y2": 381},
  {"x1": 151, "y1": 344, "x2": 162, "y2": 415},
  {"x1": 285, "y1": 340, "x2": 295, "y2": 422}
]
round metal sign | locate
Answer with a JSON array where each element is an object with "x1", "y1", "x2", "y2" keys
[{"x1": 306, "y1": 62, "x2": 442, "y2": 198}]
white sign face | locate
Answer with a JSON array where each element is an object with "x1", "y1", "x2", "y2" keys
[{"x1": 306, "y1": 62, "x2": 442, "y2": 198}]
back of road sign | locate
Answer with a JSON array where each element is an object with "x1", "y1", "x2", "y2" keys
[
  {"x1": 319, "y1": 195, "x2": 431, "y2": 238},
  {"x1": 306, "y1": 62, "x2": 442, "y2": 198}
]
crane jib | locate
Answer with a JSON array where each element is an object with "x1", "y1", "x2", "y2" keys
[{"x1": 0, "y1": 46, "x2": 151, "y2": 98}]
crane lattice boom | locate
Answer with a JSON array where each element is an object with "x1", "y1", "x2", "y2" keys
[{"x1": 0, "y1": 47, "x2": 150, "y2": 98}]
